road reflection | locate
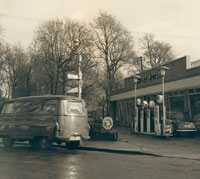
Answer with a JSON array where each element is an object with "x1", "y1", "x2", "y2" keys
[
  {"x1": 0, "y1": 144, "x2": 83, "y2": 179},
  {"x1": 59, "y1": 154, "x2": 81, "y2": 179}
]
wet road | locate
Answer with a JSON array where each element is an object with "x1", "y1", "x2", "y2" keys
[{"x1": 0, "y1": 143, "x2": 200, "y2": 179}]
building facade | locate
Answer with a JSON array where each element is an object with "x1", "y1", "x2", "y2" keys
[{"x1": 110, "y1": 56, "x2": 200, "y2": 126}]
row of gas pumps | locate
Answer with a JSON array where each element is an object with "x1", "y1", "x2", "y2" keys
[{"x1": 133, "y1": 95, "x2": 173, "y2": 137}]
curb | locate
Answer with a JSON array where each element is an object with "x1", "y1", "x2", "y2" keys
[
  {"x1": 78, "y1": 146, "x2": 200, "y2": 161},
  {"x1": 78, "y1": 146, "x2": 162, "y2": 157},
  {"x1": 1, "y1": 141, "x2": 200, "y2": 160}
]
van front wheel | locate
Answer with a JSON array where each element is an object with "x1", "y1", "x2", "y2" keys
[
  {"x1": 66, "y1": 141, "x2": 80, "y2": 150},
  {"x1": 37, "y1": 137, "x2": 50, "y2": 150},
  {"x1": 3, "y1": 136, "x2": 14, "y2": 148}
]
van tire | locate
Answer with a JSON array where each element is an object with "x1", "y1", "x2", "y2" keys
[
  {"x1": 3, "y1": 136, "x2": 14, "y2": 148},
  {"x1": 37, "y1": 137, "x2": 50, "y2": 150},
  {"x1": 190, "y1": 132, "x2": 196, "y2": 138},
  {"x1": 56, "y1": 141, "x2": 63, "y2": 145},
  {"x1": 173, "y1": 131, "x2": 180, "y2": 137},
  {"x1": 66, "y1": 141, "x2": 80, "y2": 150},
  {"x1": 29, "y1": 139, "x2": 38, "y2": 148}
]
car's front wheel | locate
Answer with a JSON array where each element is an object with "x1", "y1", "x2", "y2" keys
[
  {"x1": 3, "y1": 136, "x2": 14, "y2": 148},
  {"x1": 190, "y1": 132, "x2": 196, "y2": 138},
  {"x1": 173, "y1": 131, "x2": 180, "y2": 137},
  {"x1": 36, "y1": 137, "x2": 50, "y2": 150}
]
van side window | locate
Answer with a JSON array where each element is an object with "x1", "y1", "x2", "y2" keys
[
  {"x1": 67, "y1": 101, "x2": 83, "y2": 114},
  {"x1": 13, "y1": 101, "x2": 43, "y2": 114},
  {"x1": 43, "y1": 100, "x2": 57, "y2": 114},
  {"x1": 1, "y1": 103, "x2": 13, "y2": 114}
]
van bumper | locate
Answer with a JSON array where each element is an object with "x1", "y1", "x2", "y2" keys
[
  {"x1": 56, "y1": 135, "x2": 90, "y2": 142},
  {"x1": 82, "y1": 135, "x2": 90, "y2": 140}
]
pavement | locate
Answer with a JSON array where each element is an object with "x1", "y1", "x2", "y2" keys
[
  {"x1": 80, "y1": 127, "x2": 200, "y2": 160},
  {"x1": 0, "y1": 127, "x2": 200, "y2": 160}
]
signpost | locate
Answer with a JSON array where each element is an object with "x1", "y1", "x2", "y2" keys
[
  {"x1": 67, "y1": 72, "x2": 82, "y2": 98},
  {"x1": 67, "y1": 87, "x2": 78, "y2": 93},
  {"x1": 67, "y1": 74, "x2": 79, "y2": 80}
]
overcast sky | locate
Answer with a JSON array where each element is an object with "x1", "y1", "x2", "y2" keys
[{"x1": 1, "y1": 0, "x2": 200, "y2": 61}]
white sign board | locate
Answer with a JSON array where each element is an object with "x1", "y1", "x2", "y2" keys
[
  {"x1": 67, "y1": 74, "x2": 78, "y2": 80},
  {"x1": 67, "y1": 87, "x2": 78, "y2": 93}
]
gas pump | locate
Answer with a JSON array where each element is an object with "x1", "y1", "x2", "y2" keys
[
  {"x1": 134, "y1": 107, "x2": 138, "y2": 132},
  {"x1": 140, "y1": 107, "x2": 144, "y2": 133},
  {"x1": 142, "y1": 101, "x2": 148, "y2": 133},
  {"x1": 156, "y1": 95, "x2": 173, "y2": 137},
  {"x1": 154, "y1": 105, "x2": 161, "y2": 135},
  {"x1": 133, "y1": 96, "x2": 172, "y2": 137},
  {"x1": 149, "y1": 101, "x2": 155, "y2": 133},
  {"x1": 135, "y1": 100, "x2": 150, "y2": 134},
  {"x1": 146, "y1": 109, "x2": 150, "y2": 133},
  {"x1": 134, "y1": 99, "x2": 141, "y2": 132}
]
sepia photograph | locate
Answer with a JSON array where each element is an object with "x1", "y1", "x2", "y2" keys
[{"x1": 0, "y1": 0, "x2": 200, "y2": 178}]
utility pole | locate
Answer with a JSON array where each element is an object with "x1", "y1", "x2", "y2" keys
[
  {"x1": 74, "y1": 39, "x2": 83, "y2": 99},
  {"x1": 78, "y1": 53, "x2": 82, "y2": 98},
  {"x1": 138, "y1": 56, "x2": 144, "y2": 72}
]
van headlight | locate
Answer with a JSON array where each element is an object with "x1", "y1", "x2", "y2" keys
[{"x1": 56, "y1": 122, "x2": 60, "y2": 131}]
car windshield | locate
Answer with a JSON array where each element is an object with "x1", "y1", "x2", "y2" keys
[
  {"x1": 171, "y1": 113, "x2": 186, "y2": 121},
  {"x1": 193, "y1": 114, "x2": 200, "y2": 121}
]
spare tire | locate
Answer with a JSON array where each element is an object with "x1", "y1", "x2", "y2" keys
[{"x1": 102, "y1": 117, "x2": 113, "y2": 130}]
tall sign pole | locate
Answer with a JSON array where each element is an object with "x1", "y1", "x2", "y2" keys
[
  {"x1": 160, "y1": 66, "x2": 169, "y2": 135},
  {"x1": 78, "y1": 53, "x2": 82, "y2": 99},
  {"x1": 133, "y1": 75, "x2": 141, "y2": 132},
  {"x1": 74, "y1": 39, "x2": 83, "y2": 99}
]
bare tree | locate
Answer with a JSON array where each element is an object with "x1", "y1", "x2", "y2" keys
[
  {"x1": 31, "y1": 19, "x2": 70, "y2": 95},
  {"x1": 30, "y1": 19, "x2": 97, "y2": 98},
  {"x1": 140, "y1": 33, "x2": 175, "y2": 69},
  {"x1": 0, "y1": 29, "x2": 7, "y2": 99},
  {"x1": 2, "y1": 44, "x2": 31, "y2": 98},
  {"x1": 91, "y1": 11, "x2": 135, "y2": 115}
]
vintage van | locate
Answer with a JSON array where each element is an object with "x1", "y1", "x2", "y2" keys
[{"x1": 0, "y1": 95, "x2": 90, "y2": 149}]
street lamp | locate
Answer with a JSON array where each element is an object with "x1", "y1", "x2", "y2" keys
[
  {"x1": 159, "y1": 66, "x2": 169, "y2": 134},
  {"x1": 74, "y1": 39, "x2": 83, "y2": 99},
  {"x1": 133, "y1": 75, "x2": 141, "y2": 108},
  {"x1": 132, "y1": 75, "x2": 141, "y2": 130}
]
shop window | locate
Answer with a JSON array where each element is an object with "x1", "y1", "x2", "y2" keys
[
  {"x1": 188, "y1": 89, "x2": 194, "y2": 94},
  {"x1": 195, "y1": 88, "x2": 200, "y2": 93},
  {"x1": 179, "y1": 90, "x2": 184, "y2": 95},
  {"x1": 190, "y1": 94, "x2": 200, "y2": 116},
  {"x1": 174, "y1": 91, "x2": 179, "y2": 96},
  {"x1": 170, "y1": 96, "x2": 184, "y2": 112}
]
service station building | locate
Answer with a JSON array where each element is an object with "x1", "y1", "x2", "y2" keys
[{"x1": 110, "y1": 56, "x2": 200, "y2": 127}]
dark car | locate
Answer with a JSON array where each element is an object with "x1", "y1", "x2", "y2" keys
[
  {"x1": 166, "y1": 112, "x2": 196, "y2": 136},
  {"x1": 193, "y1": 114, "x2": 200, "y2": 132}
]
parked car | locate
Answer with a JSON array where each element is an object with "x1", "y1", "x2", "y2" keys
[
  {"x1": 193, "y1": 114, "x2": 200, "y2": 132},
  {"x1": 166, "y1": 112, "x2": 196, "y2": 136}
]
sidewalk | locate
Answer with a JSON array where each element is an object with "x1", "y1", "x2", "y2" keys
[{"x1": 81, "y1": 127, "x2": 200, "y2": 160}]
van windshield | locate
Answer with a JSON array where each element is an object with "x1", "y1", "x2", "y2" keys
[{"x1": 67, "y1": 101, "x2": 83, "y2": 114}]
